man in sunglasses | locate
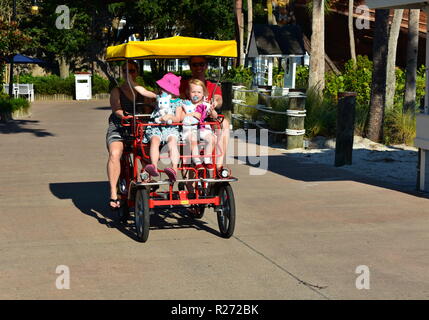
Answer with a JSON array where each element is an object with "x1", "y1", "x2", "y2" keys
[{"x1": 180, "y1": 56, "x2": 230, "y2": 174}]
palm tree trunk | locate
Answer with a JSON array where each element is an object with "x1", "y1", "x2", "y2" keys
[
  {"x1": 235, "y1": 0, "x2": 244, "y2": 66},
  {"x1": 385, "y1": 9, "x2": 404, "y2": 110},
  {"x1": 308, "y1": 0, "x2": 325, "y2": 95},
  {"x1": 247, "y1": 0, "x2": 253, "y2": 53},
  {"x1": 267, "y1": 0, "x2": 275, "y2": 25},
  {"x1": 348, "y1": 0, "x2": 356, "y2": 66},
  {"x1": 366, "y1": 9, "x2": 390, "y2": 142},
  {"x1": 404, "y1": 9, "x2": 420, "y2": 113}
]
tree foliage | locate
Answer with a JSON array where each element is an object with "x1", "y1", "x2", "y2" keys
[
  {"x1": 119, "y1": 0, "x2": 235, "y2": 41},
  {"x1": 2, "y1": 0, "x2": 236, "y2": 78},
  {"x1": 0, "y1": 19, "x2": 31, "y2": 58},
  {"x1": 23, "y1": 1, "x2": 92, "y2": 61}
]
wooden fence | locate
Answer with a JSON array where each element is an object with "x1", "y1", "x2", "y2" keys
[{"x1": 34, "y1": 93, "x2": 110, "y2": 101}]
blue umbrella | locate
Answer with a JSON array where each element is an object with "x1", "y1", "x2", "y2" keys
[
  {"x1": 8, "y1": 54, "x2": 46, "y2": 64},
  {"x1": 4, "y1": 54, "x2": 46, "y2": 98}
]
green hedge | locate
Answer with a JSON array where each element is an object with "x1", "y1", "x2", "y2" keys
[
  {"x1": 0, "y1": 96, "x2": 30, "y2": 114},
  {"x1": 18, "y1": 74, "x2": 110, "y2": 96}
]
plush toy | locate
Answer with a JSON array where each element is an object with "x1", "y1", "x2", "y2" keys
[
  {"x1": 154, "y1": 92, "x2": 173, "y2": 124},
  {"x1": 195, "y1": 98, "x2": 211, "y2": 126},
  {"x1": 182, "y1": 100, "x2": 200, "y2": 126}
]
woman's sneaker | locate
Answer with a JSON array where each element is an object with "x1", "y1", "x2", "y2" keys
[
  {"x1": 144, "y1": 164, "x2": 159, "y2": 177},
  {"x1": 164, "y1": 167, "x2": 177, "y2": 183}
]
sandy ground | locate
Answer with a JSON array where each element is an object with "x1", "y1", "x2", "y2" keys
[{"x1": 282, "y1": 136, "x2": 419, "y2": 190}]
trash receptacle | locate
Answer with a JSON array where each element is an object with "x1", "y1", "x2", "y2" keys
[{"x1": 74, "y1": 72, "x2": 92, "y2": 100}]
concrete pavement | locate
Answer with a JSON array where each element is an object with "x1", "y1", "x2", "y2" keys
[{"x1": 0, "y1": 99, "x2": 428, "y2": 300}]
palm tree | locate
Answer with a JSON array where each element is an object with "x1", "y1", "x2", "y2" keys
[
  {"x1": 247, "y1": 0, "x2": 253, "y2": 51},
  {"x1": 366, "y1": 9, "x2": 390, "y2": 142},
  {"x1": 235, "y1": 0, "x2": 244, "y2": 65},
  {"x1": 385, "y1": 9, "x2": 404, "y2": 110},
  {"x1": 404, "y1": 9, "x2": 420, "y2": 113},
  {"x1": 308, "y1": 0, "x2": 325, "y2": 95},
  {"x1": 267, "y1": 0, "x2": 276, "y2": 25},
  {"x1": 348, "y1": 0, "x2": 356, "y2": 66}
]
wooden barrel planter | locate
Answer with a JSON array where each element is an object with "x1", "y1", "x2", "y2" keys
[
  {"x1": 232, "y1": 85, "x2": 246, "y2": 129},
  {"x1": 232, "y1": 86, "x2": 259, "y2": 129},
  {"x1": 285, "y1": 91, "x2": 307, "y2": 149},
  {"x1": 244, "y1": 89, "x2": 258, "y2": 122},
  {"x1": 267, "y1": 95, "x2": 288, "y2": 144}
]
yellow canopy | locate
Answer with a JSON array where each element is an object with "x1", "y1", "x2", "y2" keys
[{"x1": 106, "y1": 36, "x2": 237, "y2": 61}]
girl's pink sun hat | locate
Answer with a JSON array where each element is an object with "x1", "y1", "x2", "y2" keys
[{"x1": 156, "y1": 72, "x2": 182, "y2": 96}]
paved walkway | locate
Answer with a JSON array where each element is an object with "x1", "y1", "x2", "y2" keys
[{"x1": 0, "y1": 99, "x2": 428, "y2": 299}]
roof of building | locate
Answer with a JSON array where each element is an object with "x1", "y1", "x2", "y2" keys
[
  {"x1": 247, "y1": 24, "x2": 305, "y2": 58},
  {"x1": 366, "y1": 0, "x2": 428, "y2": 9}
]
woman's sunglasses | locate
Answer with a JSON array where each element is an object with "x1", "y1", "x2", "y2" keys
[{"x1": 191, "y1": 62, "x2": 206, "y2": 67}]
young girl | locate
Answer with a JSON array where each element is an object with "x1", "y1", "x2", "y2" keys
[
  {"x1": 181, "y1": 79, "x2": 216, "y2": 177},
  {"x1": 143, "y1": 73, "x2": 184, "y2": 182}
]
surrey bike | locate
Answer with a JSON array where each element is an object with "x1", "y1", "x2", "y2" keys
[{"x1": 106, "y1": 36, "x2": 238, "y2": 242}]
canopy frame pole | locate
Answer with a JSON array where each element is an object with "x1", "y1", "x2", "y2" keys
[
  {"x1": 8, "y1": 0, "x2": 17, "y2": 99},
  {"x1": 125, "y1": 60, "x2": 137, "y2": 130},
  {"x1": 425, "y1": 7, "x2": 429, "y2": 114}
]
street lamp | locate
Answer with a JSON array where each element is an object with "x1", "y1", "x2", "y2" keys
[
  {"x1": 31, "y1": 0, "x2": 39, "y2": 15},
  {"x1": 8, "y1": 0, "x2": 17, "y2": 98},
  {"x1": 8, "y1": 0, "x2": 38, "y2": 99}
]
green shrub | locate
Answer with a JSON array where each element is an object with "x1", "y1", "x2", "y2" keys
[
  {"x1": 384, "y1": 107, "x2": 416, "y2": 145},
  {"x1": 273, "y1": 71, "x2": 285, "y2": 88},
  {"x1": 0, "y1": 90, "x2": 8, "y2": 99},
  {"x1": 92, "y1": 74, "x2": 110, "y2": 94},
  {"x1": 19, "y1": 74, "x2": 73, "y2": 95},
  {"x1": 0, "y1": 96, "x2": 30, "y2": 114},
  {"x1": 115, "y1": 72, "x2": 157, "y2": 92},
  {"x1": 324, "y1": 73, "x2": 345, "y2": 102},
  {"x1": 139, "y1": 71, "x2": 157, "y2": 91},
  {"x1": 343, "y1": 56, "x2": 373, "y2": 106},
  {"x1": 295, "y1": 65, "x2": 309, "y2": 89},
  {"x1": 180, "y1": 69, "x2": 193, "y2": 78},
  {"x1": 354, "y1": 103, "x2": 370, "y2": 137},
  {"x1": 394, "y1": 65, "x2": 426, "y2": 108},
  {"x1": 304, "y1": 87, "x2": 337, "y2": 138},
  {"x1": 223, "y1": 65, "x2": 253, "y2": 87},
  {"x1": 324, "y1": 55, "x2": 372, "y2": 106}
]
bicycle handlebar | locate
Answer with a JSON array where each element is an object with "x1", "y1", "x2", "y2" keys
[{"x1": 121, "y1": 114, "x2": 225, "y2": 128}]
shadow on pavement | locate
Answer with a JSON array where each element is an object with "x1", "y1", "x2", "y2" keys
[
  {"x1": 49, "y1": 181, "x2": 220, "y2": 241},
  {"x1": 0, "y1": 120, "x2": 54, "y2": 137},
  {"x1": 94, "y1": 106, "x2": 111, "y2": 110},
  {"x1": 236, "y1": 152, "x2": 429, "y2": 199}
]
